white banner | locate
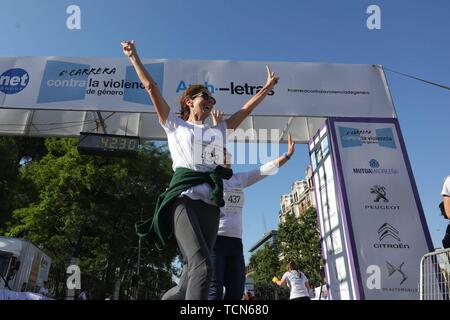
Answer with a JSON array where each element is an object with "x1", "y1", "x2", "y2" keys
[
  {"x1": 330, "y1": 118, "x2": 432, "y2": 299},
  {"x1": 0, "y1": 57, "x2": 395, "y2": 117}
]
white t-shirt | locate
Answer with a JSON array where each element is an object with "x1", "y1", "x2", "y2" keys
[
  {"x1": 160, "y1": 110, "x2": 227, "y2": 205},
  {"x1": 281, "y1": 271, "x2": 309, "y2": 299},
  {"x1": 218, "y1": 161, "x2": 279, "y2": 239},
  {"x1": 441, "y1": 176, "x2": 450, "y2": 196},
  {"x1": 39, "y1": 287, "x2": 48, "y2": 296}
]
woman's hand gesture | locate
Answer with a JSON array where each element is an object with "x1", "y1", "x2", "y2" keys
[
  {"x1": 121, "y1": 40, "x2": 137, "y2": 58},
  {"x1": 211, "y1": 110, "x2": 224, "y2": 126},
  {"x1": 287, "y1": 133, "x2": 295, "y2": 158},
  {"x1": 265, "y1": 65, "x2": 279, "y2": 89}
]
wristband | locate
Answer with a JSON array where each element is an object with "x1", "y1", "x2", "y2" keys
[{"x1": 283, "y1": 152, "x2": 290, "y2": 160}]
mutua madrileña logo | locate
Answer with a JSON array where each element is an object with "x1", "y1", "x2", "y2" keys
[
  {"x1": 0, "y1": 68, "x2": 30, "y2": 94},
  {"x1": 352, "y1": 159, "x2": 398, "y2": 175}
]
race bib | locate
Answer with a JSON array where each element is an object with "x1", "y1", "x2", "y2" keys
[
  {"x1": 193, "y1": 140, "x2": 225, "y2": 171},
  {"x1": 223, "y1": 188, "x2": 244, "y2": 214}
]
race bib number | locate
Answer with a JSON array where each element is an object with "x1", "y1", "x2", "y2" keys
[
  {"x1": 193, "y1": 140, "x2": 224, "y2": 171},
  {"x1": 223, "y1": 188, "x2": 244, "y2": 214}
]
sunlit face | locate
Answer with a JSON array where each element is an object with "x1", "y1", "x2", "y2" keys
[{"x1": 189, "y1": 90, "x2": 216, "y2": 121}]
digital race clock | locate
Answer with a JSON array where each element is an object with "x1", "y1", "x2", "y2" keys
[{"x1": 77, "y1": 132, "x2": 140, "y2": 157}]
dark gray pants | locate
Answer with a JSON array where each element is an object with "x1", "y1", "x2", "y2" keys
[
  {"x1": 162, "y1": 196, "x2": 220, "y2": 300},
  {"x1": 443, "y1": 223, "x2": 450, "y2": 249}
]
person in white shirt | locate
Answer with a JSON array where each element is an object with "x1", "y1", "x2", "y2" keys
[
  {"x1": 273, "y1": 261, "x2": 312, "y2": 300},
  {"x1": 121, "y1": 40, "x2": 279, "y2": 300},
  {"x1": 208, "y1": 110, "x2": 295, "y2": 300},
  {"x1": 38, "y1": 281, "x2": 49, "y2": 297},
  {"x1": 441, "y1": 176, "x2": 450, "y2": 248}
]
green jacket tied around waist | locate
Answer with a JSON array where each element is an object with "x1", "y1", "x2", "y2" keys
[{"x1": 135, "y1": 166, "x2": 233, "y2": 246}]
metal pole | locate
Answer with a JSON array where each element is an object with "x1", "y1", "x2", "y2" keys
[{"x1": 134, "y1": 208, "x2": 143, "y2": 300}]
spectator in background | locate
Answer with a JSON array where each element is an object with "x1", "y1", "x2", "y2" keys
[
  {"x1": 78, "y1": 288, "x2": 88, "y2": 300},
  {"x1": 38, "y1": 281, "x2": 49, "y2": 297},
  {"x1": 243, "y1": 290, "x2": 254, "y2": 300},
  {"x1": 208, "y1": 110, "x2": 296, "y2": 300},
  {"x1": 441, "y1": 175, "x2": 450, "y2": 248}
]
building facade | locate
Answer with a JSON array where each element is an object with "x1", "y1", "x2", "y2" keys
[{"x1": 279, "y1": 165, "x2": 315, "y2": 222}]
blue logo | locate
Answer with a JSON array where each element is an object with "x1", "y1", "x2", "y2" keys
[
  {"x1": 0, "y1": 68, "x2": 30, "y2": 94},
  {"x1": 375, "y1": 128, "x2": 396, "y2": 149},
  {"x1": 37, "y1": 61, "x2": 89, "y2": 103},
  {"x1": 339, "y1": 126, "x2": 396, "y2": 149},
  {"x1": 369, "y1": 159, "x2": 380, "y2": 168},
  {"x1": 339, "y1": 126, "x2": 363, "y2": 147},
  {"x1": 123, "y1": 63, "x2": 164, "y2": 105}
]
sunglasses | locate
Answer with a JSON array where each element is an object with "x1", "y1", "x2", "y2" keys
[{"x1": 192, "y1": 91, "x2": 216, "y2": 105}]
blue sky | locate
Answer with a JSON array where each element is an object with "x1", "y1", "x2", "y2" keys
[{"x1": 1, "y1": 0, "x2": 449, "y2": 264}]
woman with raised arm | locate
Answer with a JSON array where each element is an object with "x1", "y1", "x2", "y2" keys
[
  {"x1": 273, "y1": 261, "x2": 312, "y2": 300},
  {"x1": 121, "y1": 40, "x2": 279, "y2": 300}
]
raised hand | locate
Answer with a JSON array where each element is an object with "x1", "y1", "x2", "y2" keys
[
  {"x1": 265, "y1": 65, "x2": 279, "y2": 89},
  {"x1": 287, "y1": 133, "x2": 295, "y2": 158},
  {"x1": 121, "y1": 40, "x2": 137, "y2": 58},
  {"x1": 211, "y1": 109, "x2": 224, "y2": 126}
]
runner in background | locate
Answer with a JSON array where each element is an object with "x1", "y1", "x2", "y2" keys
[
  {"x1": 208, "y1": 110, "x2": 295, "y2": 300},
  {"x1": 273, "y1": 261, "x2": 312, "y2": 300}
]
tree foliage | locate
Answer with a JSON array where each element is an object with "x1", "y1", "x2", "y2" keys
[
  {"x1": 248, "y1": 242, "x2": 289, "y2": 300},
  {"x1": 0, "y1": 137, "x2": 46, "y2": 233},
  {"x1": 0, "y1": 137, "x2": 20, "y2": 233},
  {"x1": 277, "y1": 207, "x2": 323, "y2": 287},
  {"x1": 4, "y1": 137, "x2": 177, "y2": 299},
  {"x1": 248, "y1": 243, "x2": 280, "y2": 285},
  {"x1": 248, "y1": 207, "x2": 323, "y2": 299}
]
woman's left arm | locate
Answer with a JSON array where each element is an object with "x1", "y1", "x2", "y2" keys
[{"x1": 226, "y1": 65, "x2": 279, "y2": 130}]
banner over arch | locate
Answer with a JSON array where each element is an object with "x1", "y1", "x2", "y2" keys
[{"x1": 0, "y1": 57, "x2": 395, "y2": 143}]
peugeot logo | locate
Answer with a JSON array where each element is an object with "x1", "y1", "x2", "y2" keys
[
  {"x1": 370, "y1": 185, "x2": 388, "y2": 202},
  {"x1": 378, "y1": 223, "x2": 400, "y2": 242},
  {"x1": 386, "y1": 261, "x2": 408, "y2": 285}
]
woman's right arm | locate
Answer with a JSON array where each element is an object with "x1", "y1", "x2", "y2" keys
[
  {"x1": 444, "y1": 195, "x2": 450, "y2": 219},
  {"x1": 225, "y1": 65, "x2": 279, "y2": 130},
  {"x1": 239, "y1": 133, "x2": 295, "y2": 189},
  {"x1": 273, "y1": 275, "x2": 285, "y2": 287},
  {"x1": 442, "y1": 177, "x2": 450, "y2": 219},
  {"x1": 121, "y1": 40, "x2": 170, "y2": 123}
]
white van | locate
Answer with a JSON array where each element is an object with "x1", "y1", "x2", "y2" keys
[{"x1": 0, "y1": 236, "x2": 51, "y2": 293}]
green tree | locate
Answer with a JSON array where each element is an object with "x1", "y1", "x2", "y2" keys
[
  {"x1": 248, "y1": 243, "x2": 280, "y2": 285},
  {"x1": 248, "y1": 243, "x2": 289, "y2": 300},
  {"x1": 0, "y1": 137, "x2": 46, "y2": 233},
  {"x1": 0, "y1": 137, "x2": 20, "y2": 233},
  {"x1": 277, "y1": 207, "x2": 323, "y2": 287},
  {"x1": 247, "y1": 207, "x2": 323, "y2": 299},
  {"x1": 7, "y1": 137, "x2": 177, "y2": 299}
]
